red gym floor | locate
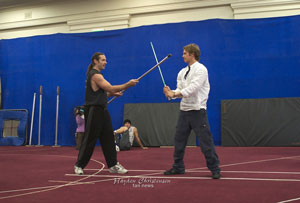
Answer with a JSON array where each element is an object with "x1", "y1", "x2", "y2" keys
[{"x1": 0, "y1": 146, "x2": 299, "y2": 203}]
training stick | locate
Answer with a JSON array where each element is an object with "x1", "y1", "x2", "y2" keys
[
  {"x1": 107, "y1": 54, "x2": 172, "y2": 104},
  {"x1": 150, "y1": 42, "x2": 166, "y2": 86},
  {"x1": 150, "y1": 42, "x2": 171, "y2": 100}
]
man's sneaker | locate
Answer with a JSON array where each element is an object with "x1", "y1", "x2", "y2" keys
[
  {"x1": 74, "y1": 166, "x2": 84, "y2": 175},
  {"x1": 212, "y1": 171, "x2": 221, "y2": 179},
  {"x1": 115, "y1": 145, "x2": 120, "y2": 152},
  {"x1": 109, "y1": 162, "x2": 128, "y2": 174}
]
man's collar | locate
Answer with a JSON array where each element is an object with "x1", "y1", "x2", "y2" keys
[{"x1": 188, "y1": 61, "x2": 198, "y2": 68}]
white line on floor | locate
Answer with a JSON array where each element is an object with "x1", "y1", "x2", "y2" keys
[
  {"x1": 48, "y1": 180, "x2": 95, "y2": 184},
  {"x1": 65, "y1": 174, "x2": 300, "y2": 182},
  {"x1": 84, "y1": 168, "x2": 300, "y2": 175},
  {"x1": 277, "y1": 196, "x2": 300, "y2": 203}
]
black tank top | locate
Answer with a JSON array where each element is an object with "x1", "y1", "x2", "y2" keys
[{"x1": 85, "y1": 69, "x2": 107, "y2": 107}]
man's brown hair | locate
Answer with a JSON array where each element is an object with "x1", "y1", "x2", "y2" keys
[
  {"x1": 86, "y1": 52, "x2": 104, "y2": 75},
  {"x1": 184, "y1": 43, "x2": 200, "y2": 61}
]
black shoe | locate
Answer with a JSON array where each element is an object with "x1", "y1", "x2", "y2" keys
[
  {"x1": 164, "y1": 168, "x2": 185, "y2": 175},
  {"x1": 212, "y1": 171, "x2": 221, "y2": 179}
]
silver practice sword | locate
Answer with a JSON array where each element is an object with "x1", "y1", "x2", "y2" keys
[
  {"x1": 150, "y1": 42, "x2": 171, "y2": 100},
  {"x1": 107, "y1": 53, "x2": 172, "y2": 104}
]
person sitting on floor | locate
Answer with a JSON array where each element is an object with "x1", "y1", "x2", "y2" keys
[{"x1": 114, "y1": 119, "x2": 148, "y2": 150}]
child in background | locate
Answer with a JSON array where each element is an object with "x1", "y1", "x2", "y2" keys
[{"x1": 74, "y1": 106, "x2": 85, "y2": 150}]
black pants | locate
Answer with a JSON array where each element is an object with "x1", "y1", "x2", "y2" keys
[
  {"x1": 75, "y1": 106, "x2": 117, "y2": 168},
  {"x1": 173, "y1": 109, "x2": 220, "y2": 173},
  {"x1": 75, "y1": 132, "x2": 84, "y2": 150}
]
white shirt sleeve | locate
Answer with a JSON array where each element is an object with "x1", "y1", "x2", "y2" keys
[
  {"x1": 181, "y1": 67, "x2": 207, "y2": 98},
  {"x1": 174, "y1": 69, "x2": 184, "y2": 93}
]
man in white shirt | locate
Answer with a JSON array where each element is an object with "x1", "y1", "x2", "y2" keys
[
  {"x1": 163, "y1": 43, "x2": 221, "y2": 179},
  {"x1": 114, "y1": 119, "x2": 148, "y2": 150}
]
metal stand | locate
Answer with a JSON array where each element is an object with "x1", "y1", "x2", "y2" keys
[
  {"x1": 53, "y1": 86, "x2": 60, "y2": 147},
  {"x1": 37, "y1": 86, "x2": 43, "y2": 147},
  {"x1": 27, "y1": 92, "x2": 36, "y2": 146}
]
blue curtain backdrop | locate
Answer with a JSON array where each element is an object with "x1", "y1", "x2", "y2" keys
[{"x1": 1, "y1": 15, "x2": 300, "y2": 146}]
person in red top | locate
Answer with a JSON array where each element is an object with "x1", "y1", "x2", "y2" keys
[{"x1": 74, "y1": 106, "x2": 85, "y2": 150}]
